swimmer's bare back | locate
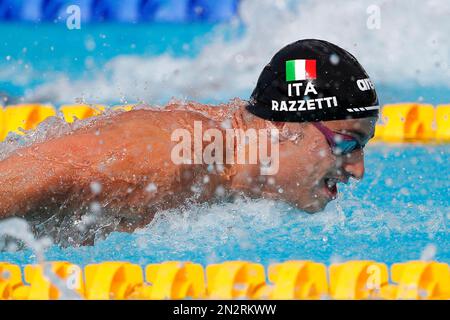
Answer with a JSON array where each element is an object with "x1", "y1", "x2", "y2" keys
[{"x1": 0, "y1": 103, "x2": 240, "y2": 231}]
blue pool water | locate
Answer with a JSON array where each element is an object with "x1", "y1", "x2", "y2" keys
[
  {"x1": 1, "y1": 145, "x2": 449, "y2": 267},
  {"x1": 0, "y1": 0, "x2": 449, "y2": 268},
  {"x1": 0, "y1": 23, "x2": 216, "y2": 100},
  {"x1": 1, "y1": 14, "x2": 450, "y2": 106}
]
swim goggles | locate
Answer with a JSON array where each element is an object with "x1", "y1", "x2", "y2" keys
[{"x1": 312, "y1": 122, "x2": 367, "y2": 155}]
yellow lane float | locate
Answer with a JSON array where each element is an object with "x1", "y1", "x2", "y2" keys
[
  {"x1": 0, "y1": 103, "x2": 448, "y2": 143},
  {"x1": 1, "y1": 260, "x2": 449, "y2": 300}
]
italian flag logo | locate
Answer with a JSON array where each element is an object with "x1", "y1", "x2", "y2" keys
[{"x1": 286, "y1": 59, "x2": 317, "y2": 81}]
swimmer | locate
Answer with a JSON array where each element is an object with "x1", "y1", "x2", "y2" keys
[{"x1": 0, "y1": 40, "x2": 378, "y2": 243}]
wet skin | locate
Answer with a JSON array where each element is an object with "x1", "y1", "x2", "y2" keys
[
  {"x1": 245, "y1": 117, "x2": 377, "y2": 213},
  {"x1": 0, "y1": 102, "x2": 376, "y2": 238}
]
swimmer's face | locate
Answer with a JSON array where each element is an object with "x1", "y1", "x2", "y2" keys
[{"x1": 270, "y1": 117, "x2": 376, "y2": 213}]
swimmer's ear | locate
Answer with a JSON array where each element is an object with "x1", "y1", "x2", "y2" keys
[
  {"x1": 269, "y1": 121, "x2": 305, "y2": 142},
  {"x1": 266, "y1": 120, "x2": 287, "y2": 133},
  {"x1": 268, "y1": 121, "x2": 285, "y2": 130}
]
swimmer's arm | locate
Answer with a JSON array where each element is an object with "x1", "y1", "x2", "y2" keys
[
  {"x1": 0, "y1": 122, "x2": 130, "y2": 218},
  {"x1": 0, "y1": 114, "x2": 128, "y2": 218},
  {"x1": 0, "y1": 110, "x2": 174, "y2": 218},
  {"x1": 0, "y1": 138, "x2": 80, "y2": 218}
]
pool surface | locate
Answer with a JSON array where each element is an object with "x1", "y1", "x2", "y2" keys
[
  {"x1": 1, "y1": 144, "x2": 448, "y2": 267},
  {"x1": 0, "y1": 0, "x2": 449, "y2": 271},
  {"x1": 2, "y1": 0, "x2": 450, "y2": 106}
]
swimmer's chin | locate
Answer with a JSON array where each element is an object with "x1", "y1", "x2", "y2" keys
[
  {"x1": 292, "y1": 198, "x2": 330, "y2": 214},
  {"x1": 259, "y1": 192, "x2": 330, "y2": 214},
  {"x1": 298, "y1": 204, "x2": 323, "y2": 214}
]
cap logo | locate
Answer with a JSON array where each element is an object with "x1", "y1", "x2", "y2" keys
[
  {"x1": 356, "y1": 78, "x2": 375, "y2": 91},
  {"x1": 285, "y1": 59, "x2": 316, "y2": 81}
]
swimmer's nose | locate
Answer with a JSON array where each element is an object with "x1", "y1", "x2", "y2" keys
[{"x1": 342, "y1": 149, "x2": 365, "y2": 180}]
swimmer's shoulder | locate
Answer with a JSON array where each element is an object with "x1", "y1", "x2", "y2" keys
[
  {"x1": 96, "y1": 99, "x2": 248, "y2": 132},
  {"x1": 163, "y1": 99, "x2": 247, "y2": 122}
]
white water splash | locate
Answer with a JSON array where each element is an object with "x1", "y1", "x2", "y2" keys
[
  {"x1": 420, "y1": 244, "x2": 437, "y2": 261},
  {"x1": 0, "y1": 218, "x2": 51, "y2": 260},
  {"x1": 0, "y1": 105, "x2": 132, "y2": 161},
  {"x1": 0, "y1": 218, "x2": 82, "y2": 299},
  {"x1": 24, "y1": 0, "x2": 450, "y2": 104}
]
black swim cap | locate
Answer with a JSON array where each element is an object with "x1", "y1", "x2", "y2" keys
[{"x1": 246, "y1": 39, "x2": 379, "y2": 122}]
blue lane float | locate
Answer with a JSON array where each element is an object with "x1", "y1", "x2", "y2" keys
[
  {"x1": 0, "y1": 0, "x2": 23, "y2": 20},
  {"x1": 188, "y1": 0, "x2": 239, "y2": 22},
  {"x1": 143, "y1": 0, "x2": 189, "y2": 22},
  {"x1": 0, "y1": 0, "x2": 240, "y2": 23}
]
